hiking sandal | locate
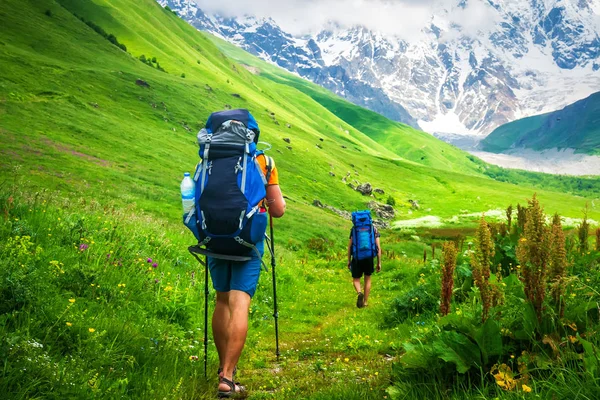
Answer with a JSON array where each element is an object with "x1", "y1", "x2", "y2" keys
[
  {"x1": 357, "y1": 292, "x2": 365, "y2": 308},
  {"x1": 217, "y1": 376, "x2": 247, "y2": 399}
]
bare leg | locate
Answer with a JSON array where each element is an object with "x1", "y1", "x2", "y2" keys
[
  {"x1": 218, "y1": 290, "x2": 252, "y2": 392},
  {"x1": 353, "y1": 277, "x2": 362, "y2": 294},
  {"x1": 363, "y1": 275, "x2": 372, "y2": 306},
  {"x1": 213, "y1": 291, "x2": 230, "y2": 370}
]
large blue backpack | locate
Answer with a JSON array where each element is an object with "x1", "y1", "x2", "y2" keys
[
  {"x1": 351, "y1": 210, "x2": 377, "y2": 261},
  {"x1": 183, "y1": 109, "x2": 271, "y2": 256}
]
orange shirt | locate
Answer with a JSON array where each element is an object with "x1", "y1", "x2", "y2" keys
[{"x1": 256, "y1": 154, "x2": 279, "y2": 186}]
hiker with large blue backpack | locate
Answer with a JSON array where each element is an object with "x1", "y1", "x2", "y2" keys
[
  {"x1": 182, "y1": 109, "x2": 286, "y2": 398},
  {"x1": 347, "y1": 210, "x2": 382, "y2": 308}
]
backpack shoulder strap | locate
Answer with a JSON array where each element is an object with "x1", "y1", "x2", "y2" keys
[
  {"x1": 264, "y1": 155, "x2": 273, "y2": 184},
  {"x1": 255, "y1": 152, "x2": 273, "y2": 185}
]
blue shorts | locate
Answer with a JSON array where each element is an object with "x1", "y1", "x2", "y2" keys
[{"x1": 208, "y1": 241, "x2": 264, "y2": 298}]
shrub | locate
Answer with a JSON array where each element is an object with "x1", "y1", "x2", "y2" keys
[
  {"x1": 384, "y1": 282, "x2": 439, "y2": 326},
  {"x1": 386, "y1": 195, "x2": 396, "y2": 207},
  {"x1": 44, "y1": 9, "x2": 52, "y2": 17}
]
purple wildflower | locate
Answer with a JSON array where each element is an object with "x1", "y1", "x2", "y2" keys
[
  {"x1": 152, "y1": 263, "x2": 158, "y2": 268},
  {"x1": 154, "y1": 279, "x2": 160, "y2": 284},
  {"x1": 106, "y1": 253, "x2": 111, "y2": 259},
  {"x1": 147, "y1": 258, "x2": 152, "y2": 263},
  {"x1": 79, "y1": 243, "x2": 89, "y2": 251}
]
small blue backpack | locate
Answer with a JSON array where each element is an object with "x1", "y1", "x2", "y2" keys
[
  {"x1": 351, "y1": 210, "x2": 377, "y2": 261},
  {"x1": 183, "y1": 109, "x2": 271, "y2": 256}
]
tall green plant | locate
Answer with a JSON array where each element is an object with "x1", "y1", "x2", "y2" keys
[
  {"x1": 440, "y1": 242, "x2": 457, "y2": 317},
  {"x1": 471, "y1": 216, "x2": 495, "y2": 322},
  {"x1": 516, "y1": 195, "x2": 550, "y2": 323},
  {"x1": 578, "y1": 206, "x2": 590, "y2": 254},
  {"x1": 548, "y1": 213, "x2": 568, "y2": 317}
]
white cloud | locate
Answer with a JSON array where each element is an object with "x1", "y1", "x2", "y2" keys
[{"x1": 192, "y1": 0, "x2": 502, "y2": 40}]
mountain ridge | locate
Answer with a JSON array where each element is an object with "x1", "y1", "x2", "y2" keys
[{"x1": 161, "y1": 0, "x2": 600, "y2": 137}]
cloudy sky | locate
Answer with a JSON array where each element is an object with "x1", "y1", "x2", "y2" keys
[{"x1": 191, "y1": 0, "x2": 502, "y2": 39}]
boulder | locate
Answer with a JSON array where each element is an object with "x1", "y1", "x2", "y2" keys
[
  {"x1": 312, "y1": 199, "x2": 351, "y2": 219},
  {"x1": 373, "y1": 220, "x2": 389, "y2": 230},
  {"x1": 135, "y1": 79, "x2": 149, "y2": 87},
  {"x1": 367, "y1": 201, "x2": 395, "y2": 219},
  {"x1": 374, "y1": 188, "x2": 385, "y2": 194},
  {"x1": 356, "y1": 183, "x2": 372, "y2": 195},
  {"x1": 283, "y1": 138, "x2": 291, "y2": 143},
  {"x1": 409, "y1": 199, "x2": 420, "y2": 210}
]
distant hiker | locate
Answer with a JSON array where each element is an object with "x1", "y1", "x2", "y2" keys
[
  {"x1": 183, "y1": 109, "x2": 285, "y2": 398},
  {"x1": 347, "y1": 210, "x2": 381, "y2": 308}
]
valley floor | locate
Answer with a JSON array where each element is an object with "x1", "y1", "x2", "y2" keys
[{"x1": 470, "y1": 148, "x2": 600, "y2": 176}]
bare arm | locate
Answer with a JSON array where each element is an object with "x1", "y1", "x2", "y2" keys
[{"x1": 266, "y1": 184, "x2": 286, "y2": 218}]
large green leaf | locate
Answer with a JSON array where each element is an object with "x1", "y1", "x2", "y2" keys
[
  {"x1": 438, "y1": 313, "x2": 476, "y2": 336},
  {"x1": 513, "y1": 302, "x2": 539, "y2": 340},
  {"x1": 433, "y1": 331, "x2": 482, "y2": 373},
  {"x1": 400, "y1": 342, "x2": 436, "y2": 370},
  {"x1": 474, "y1": 318, "x2": 503, "y2": 364},
  {"x1": 580, "y1": 337, "x2": 600, "y2": 377}
]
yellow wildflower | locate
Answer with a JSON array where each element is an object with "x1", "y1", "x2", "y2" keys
[{"x1": 522, "y1": 384, "x2": 532, "y2": 393}]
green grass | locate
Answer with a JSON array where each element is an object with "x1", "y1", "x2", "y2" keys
[{"x1": 1, "y1": 0, "x2": 600, "y2": 398}]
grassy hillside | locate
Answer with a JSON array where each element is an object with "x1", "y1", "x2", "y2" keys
[
  {"x1": 1, "y1": 0, "x2": 597, "y2": 227},
  {"x1": 2, "y1": 0, "x2": 600, "y2": 399},
  {"x1": 481, "y1": 91, "x2": 600, "y2": 155}
]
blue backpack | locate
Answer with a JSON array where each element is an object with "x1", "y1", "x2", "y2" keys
[
  {"x1": 351, "y1": 210, "x2": 377, "y2": 261},
  {"x1": 183, "y1": 109, "x2": 271, "y2": 256}
]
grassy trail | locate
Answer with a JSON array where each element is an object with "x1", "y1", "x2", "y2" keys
[
  {"x1": 188, "y1": 263, "x2": 410, "y2": 399},
  {"x1": 197, "y1": 262, "x2": 407, "y2": 399}
]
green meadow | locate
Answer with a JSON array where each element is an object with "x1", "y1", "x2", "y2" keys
[{"x1": 1, "y1": 0, "x2": 600, "y2": 399}]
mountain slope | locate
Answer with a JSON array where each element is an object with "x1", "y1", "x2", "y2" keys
[
  {"x1": 205, "y1": 35, "x2": 486, "y2": 174},
  {"x1": 162, "y1": 0, "x2": 600, "y2": 137},
  {"x1": 481, "y1": 91, "x2": 600, "y2": 155},
  {"x1": 0, "y1": 0, "x2": 597, "y2": 236}
]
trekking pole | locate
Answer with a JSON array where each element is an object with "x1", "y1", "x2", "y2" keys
[
  {"x1": 269, "y1": 214, "x2": 281, "y2": 360},
  {"x1": 203, "y1": 254, "x2": 209, "y2": 379},
  {"x1": 188, "y1": 247, "x2": 210, "y2": 380}
]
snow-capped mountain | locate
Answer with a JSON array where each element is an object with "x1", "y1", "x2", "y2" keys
[{"x1": 160, "y1": 0, "x2": 600, "y2": 137}]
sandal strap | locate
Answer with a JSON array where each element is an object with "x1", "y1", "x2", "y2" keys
[{"x1": 220, "y1": 377, "x2": 235, "y2": 392}]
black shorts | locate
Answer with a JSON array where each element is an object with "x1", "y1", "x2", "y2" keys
[{"x1": 351, "y1": 257, "x2": 374, "y2": 279}]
